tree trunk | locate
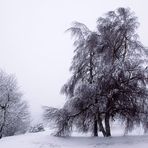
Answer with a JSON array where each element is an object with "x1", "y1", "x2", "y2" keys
[
  {"x1": 98, "y1": 116, "x2": 106, "y2": 137},
  {"x1": 0, "y1": 116, "x2": 5, "y2": 139},
  {"x1": 93, "y1": 116, "x2": 98, "y2": 136},
  {"x1": 105, "y1": 113, "x2": 111, "y2": 137},
  {"x1": 88, "y1": 51, "x2": 99, "y2": 137},
  {"x1": 0, "y1": 93, "x2": 10, "y2": 139},
  {"x1": 0, "y1": 110, "x2": 6, "y2": 139}
]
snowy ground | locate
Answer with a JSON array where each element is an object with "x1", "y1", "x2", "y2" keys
[{"x1": 0, "y1": 130, "x2": 148, "y2": 148}]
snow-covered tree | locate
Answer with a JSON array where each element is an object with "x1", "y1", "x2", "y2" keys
[
  {"x1": 44, "y1": 8, "x2": 148, "y2": 137},
  {"x1": 0, "y1": 71, "x2": 30, "y2": 138},
  {"x1": 61, "y1": 22, "x2": 101, "y2": 136}
]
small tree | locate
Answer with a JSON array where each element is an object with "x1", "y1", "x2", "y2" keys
[
  {"x1": 0, "y1": 71, "x2": 30, "y2": 138},
  {"x1": 29, "y1": 123, "x2": 44, "y2": 133}
]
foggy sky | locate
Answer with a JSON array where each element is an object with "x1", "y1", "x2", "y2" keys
[{"x1": 0, "y1": 0, "x2": 148, "y2": 119}]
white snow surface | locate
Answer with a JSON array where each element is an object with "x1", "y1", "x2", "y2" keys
[{"x1": 0, "y1": 130, "x2": 148, "y2": 148}]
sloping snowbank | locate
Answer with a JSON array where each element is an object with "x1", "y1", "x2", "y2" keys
[{"x1": 0, "y1": 130, "x2": 148, "y2": 148}]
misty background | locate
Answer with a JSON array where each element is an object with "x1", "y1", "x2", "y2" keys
[{"x1": 0, "y1": 0, "x2": 148, "y2": 122}]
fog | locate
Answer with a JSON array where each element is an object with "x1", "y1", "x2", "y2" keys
[{"x1": 0, "y1": 0, "x2": 148, "y2": 120}]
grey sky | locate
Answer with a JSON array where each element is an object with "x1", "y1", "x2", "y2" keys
[{"x1": 0, "y1": 0, "x2": 148, "y2": 118}]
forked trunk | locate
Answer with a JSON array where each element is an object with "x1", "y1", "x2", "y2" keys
[
  {"x1": 98, "y1": 116, "x2": 107, "y2": 137},
  {"x1": 105, "y1": 113, "x2": 111, "y2": 137}
]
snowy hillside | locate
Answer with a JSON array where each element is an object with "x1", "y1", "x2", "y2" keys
[{"x1": 0, "y1": 131, "x2": 148, "y2": 148}]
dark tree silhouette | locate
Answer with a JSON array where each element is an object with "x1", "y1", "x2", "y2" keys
[{"x1": 44, "y1": 7, "x2": 148, "y2": 137}]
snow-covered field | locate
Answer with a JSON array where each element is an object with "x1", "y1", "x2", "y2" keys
[{"x1": 0, "y1": 130, "x2": 148, "y2": 148}]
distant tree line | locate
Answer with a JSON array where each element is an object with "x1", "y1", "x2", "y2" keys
[
  {"x1": 0, "y1": 71, "x2": 30, "y2": 138},
  {"x1": 44, "y1": 8, "x2": 148, "y2": 137}
]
